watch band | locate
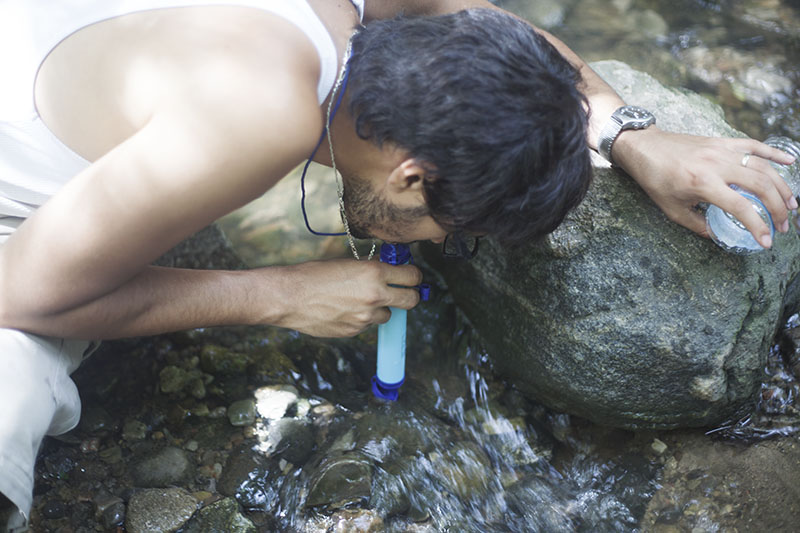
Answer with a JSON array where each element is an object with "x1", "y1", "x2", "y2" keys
[
  {"x1": 597, "y1": 116, "x2": 624, "y2": 164},
  {"x1": 597, "y1": 105, "x2": 656, "y2": 165}
]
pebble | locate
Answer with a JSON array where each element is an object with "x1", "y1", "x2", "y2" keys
[
  {"x1": 99, "y1": 445, "x2": 123, "y2": 465},
  {"x1": 80, "y1": 438, "x2": 100, "y2": 454},
  {"x1": 125, "y1": 488, "x2": 198, "y2": 533},
  {"x1": 102, "y1": 502, "x2": 126, "y2": 529},
  {"x1": 227, "y1": 399, "x2": 257, "y2": 427},
  {"x1": 41, "y1": 499, "x2": 68, "y2": 520},
  {"x1": 122, "y1": 420, "x2": 149, "y2": 441},
  {"x1": 254, "y1": 385, "x2": 298, "y2": 420},
  {"x1": 181, "y1": 497, "x2": 255, "y2": 533},
  {"x1": 651, "y1": 438, "x2": 668, "y2": 455},
  {"x1": 132, "y1": 447, "x2": 194, "y2": 487}
]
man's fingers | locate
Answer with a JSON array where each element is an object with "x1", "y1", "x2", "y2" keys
[
  {"x1": 385, "y1": 285, "x2": 421, "y2": 310},
  {"x1": 382, "y1": 263, "x2": 423, "y2": 287},
  {"x1": 713, "y1": 186, "x2": 774, "y2": 248},
  {"x1": 735, "y1": 138, "x2": 797, "y2": 166}
]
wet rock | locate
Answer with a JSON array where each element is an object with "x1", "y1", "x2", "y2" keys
[
  {"x1": 306, "y1": 453, "x2": 373, "y2": 509},
  {"x1": 370, "y1": 468, "x2": 411, "y2": 517},
  {"x1": 181, "y1": 497, "x2": 256, "y2": 533},
  {"x1": 200, "y1": 345, "x2": 250, "y2": 376},
  {"x1": 258, "y1": 418, "x2": 315, "y2": 464},
  {"x1": 155, "y1": 224, "x2": 247, "y2": 271},
  {"x1": 249, "y1": 345, "x2": 300, "y2": 381},
  {"x1": 329, "y1": 509, "x2": 384, "y2": 532},
  {"x1": 78, "y1": 406, "x2": 115, "y2": 434},
  {"x1": 126, "y1": 488, "x2": 198, "y2": 533},
  {"x1": 679, "y1": 45, "x2": 792, "y2": 107},
  {"x1": 500, "y1": 0, "x2": 574, "y2": 29},
  {"x1": 159, "y1": 365, "x2": 190, "y2": 393},
  {"x1": 98, "y1": 445, "x2": 123, "y2": 465},
  {"x1": 422, "y1": 61, "x2": 800, "y2": 429},
  {"x1": 429, "y1": 441, "x2": 493, "y2": 500},
  {"x1": 41, "y1": 499, "x2": 68, "y2": 519},
  {"x1": 122, "y1": 420, "x2": 148, "y2": 441},
  {"x1": 132, "y1": 446, "x2": 194, "y2": 487},
  {"x1": 93, "y1": 493, "x2": 123, "y2": 518},
  {"x1": 218, "y1": 445, "x2": 282, "y2": 512},
  {"x1": 102, "y1": 502, "x2": 126, "y2": 529},
  {"x1": 254, "y1": 385, "x2": 298, "y2": 420},
  {"x1": 227, "y1": 399, "x2": 257, "y2": 427},
  {"x1": 641, "y1": 432, "x2": 800, "y2": 531}
]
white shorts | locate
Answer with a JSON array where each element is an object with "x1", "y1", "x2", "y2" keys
[{"x1": 0, "y1": 330, "x2": 94, "y2": 529}]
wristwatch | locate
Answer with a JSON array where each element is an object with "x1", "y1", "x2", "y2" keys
[{"x1": 597, "y1": 105, "x2": 656, "y2": 165}]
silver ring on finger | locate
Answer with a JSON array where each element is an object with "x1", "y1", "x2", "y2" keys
[{"x1": 741, "y1": 153, "x2": 751, "y2": 168}]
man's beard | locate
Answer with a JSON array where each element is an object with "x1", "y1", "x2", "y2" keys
[{"x1": 341, "y1": 175, "x2": 431, "y2": 240}]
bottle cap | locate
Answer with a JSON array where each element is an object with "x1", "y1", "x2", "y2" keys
[
  {"x1": 380, "y1": 243, "x2": 412, "y2": 265},
  {"x1": 372, "y1": 375, "x2": 404, "y2": 401}
]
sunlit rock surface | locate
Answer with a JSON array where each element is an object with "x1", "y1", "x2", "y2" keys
[{"x1": 423, "y1": 60, "x2": 800, "y2": 429}]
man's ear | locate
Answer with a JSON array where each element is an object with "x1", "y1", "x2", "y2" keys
[{"x1": 386, "y1": 158, "x2": 429, "y2": 193}]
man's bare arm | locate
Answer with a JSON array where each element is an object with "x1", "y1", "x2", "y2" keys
[{"x1": 0, "y1": 41, "x2": 421, "y2": 339}]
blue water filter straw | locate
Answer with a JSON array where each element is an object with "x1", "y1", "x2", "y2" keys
[{"x1": 372, "y1": 243, "x2": 430, "y2": 401}]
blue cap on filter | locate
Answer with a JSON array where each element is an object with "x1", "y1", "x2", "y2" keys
[
  {"x1": 380, "y1": 243, "x2": 412, "y2": 265},
  {"x1": 371, "y1": 375, "x2": 405, "y2": 401}
]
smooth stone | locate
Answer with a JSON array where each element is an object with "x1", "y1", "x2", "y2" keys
[
  {"x1": 259, "y1": 418, "x2": 314, "y2": 465},
  {"x1": 181, "y1": 497, "x2": 256, "y2": 533},
  {"x1": 122, "y1": 420, "x2": 148, "y2": 441},
  {"x1": 306, "y1": 453, "x2": 373, "y2": 509},
  {"x1": 254, "y1": 385, "x2": 298, "y2": 420},
  {"x1": 132, "y1": 446, "x2": 194, "y2": 487},
  {"x1": 227, "y1": 399, "x2": 257, "y2": 427},
  {"x1": 126, "y1": 488, "x2": 197, "y2": 533}
]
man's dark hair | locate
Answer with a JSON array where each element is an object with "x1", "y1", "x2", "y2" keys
[{"x1": 347, "y1": 8, "x2": 592, "y2": 244}]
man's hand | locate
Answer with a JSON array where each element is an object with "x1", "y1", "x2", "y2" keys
[
  {"x1": 613, "y1": 127, "x2": 798, "y2": 248},
  {"x1": 270, "y1": 259, "x2": 423, "y2": 338}
]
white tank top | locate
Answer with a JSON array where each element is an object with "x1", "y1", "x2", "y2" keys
[{"x1": 0, "y1": 0, "x2": 365, "y2": 225}]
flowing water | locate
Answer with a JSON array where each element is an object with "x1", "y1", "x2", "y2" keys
[{"x1": 29, "y1": 1, "x2": 800, "y2": 532}]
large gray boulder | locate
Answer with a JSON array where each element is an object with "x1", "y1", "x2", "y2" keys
[{"x1": 423, "y1": 60, "x2": 800, "y2": 429}]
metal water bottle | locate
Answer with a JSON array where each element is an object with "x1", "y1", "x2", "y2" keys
[
  {"x1": 706, "y1": 136, "x2": 800, "y2": 253},
  {"x1": 372, "y1": 243, "x2": 411, "y2": 401}
]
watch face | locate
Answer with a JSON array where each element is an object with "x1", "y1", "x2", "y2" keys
[{"x1": 619, "y1": 106, "x2": 655, "y2": 128}]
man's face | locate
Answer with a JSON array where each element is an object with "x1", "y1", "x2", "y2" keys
[{"x1": 341, "y1": 173, "x2": 449, "y2": 244}]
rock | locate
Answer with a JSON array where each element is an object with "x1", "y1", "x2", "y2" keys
[
  {"x1": 218, "y1": 445, "x2": 283, "y2": 512},
  {"x1": 422, "y1": 61, "x2": 800, "y2": 429},
  {"x1": 200, "y1": 345, "x2": 251, "y2": 376},
  {"x1": 330, "y1": 509, "x2": 384, "y2": 533},
  {"x1": 257, "y1": 418, "x2": 315, "y2": 465},
  {"x1": 428, "y1": 442, "x2": 493, "y2": 500},
  {"x1": 159, "y1": 365, "x2": 190, "y2": 393},
  {"x1": 41, "y1": 499, "x2": 68, "y2": 519},
  {"x1": 102, "y1": 502, "x2": 126, "y2": 529},
  {"x1": 306, "y1": 453, "x2": 373, "y2": 509},
  {"x1": 227, "y1": 399, "x2": 257, "y2": 427},
  {"x1": 181, "y1": 497, "x2": 256, "y2": 533},
  {"x1": 155, "y1": 224, "x2": 247, "y2": 271},
  {"x1": 126, "y1": 488, "x2": 197, "y2": 533},
  {"x1": 132, "y1": 446, "x2": 195, "y2": 487},
  {"x1": 254, "y1": 385, "x2": 298, "y2": 420},
  {"x1": 122, "y1": 420, "x2": 148, "y2": 441},
  {"x1": 500, "y1": 0, "x2": 575, "y2": 29}
]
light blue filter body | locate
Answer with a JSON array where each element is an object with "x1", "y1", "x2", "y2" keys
[
  {"x1": 372, "y1": 242, "x2": 411, "y2": 400},
  {"x1": 376, "y1": 307, "x2": 407, "y2": 386}
]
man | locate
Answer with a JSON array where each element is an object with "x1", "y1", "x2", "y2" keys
[{"x1": 0, "y1": 0, "x2": 795, "y2": 529}]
